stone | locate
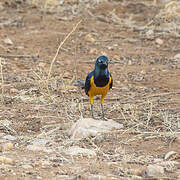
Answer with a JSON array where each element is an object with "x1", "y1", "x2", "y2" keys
[
  {"x1": 4, "y1": 37, "x2": 13, "y2": 45},
  {"x1": 22, "y1": 164, "x2": 33, "y2": 169},
  {"x1": 63, "y1": 146, "x2": 96, "y2": 157},
  {"x1": 0, "y1": 156, "x2": 13, "y2": 164},
  {"x1": 0, "y1": 142, "x2": 14, "y2": 152},
  {"x1": 32, "y1": 139, "x2": 48, "y2": 146},
  {"x1": 10, "y1": 88, "x2": 19, "y2": 94},
  {"x1": 174, "y1": 54, "x2": 180, "y2": 59},
  {"x1": 27, "y1": 144, "x2": 45, "y2": 152},
  {"x1": 27, "y1": 144, "x2": 53, "y2": 153},
  {"x1": 38, "y1": 62, "x2": 46, "y2": 68},
  {"x1": 155, "y1": 38, "x2": 163, "y2": 45},
  {"x1": 84, "y1": 34, "x2": 95, "y2": 43},
  {"x1": 68, "y1": 117, "x2": 123, "y2": 140},
  {"x1": 145, "y1": 164, "x2": 164, "y2": 177},
  {"x1": 89, "y1": 48, "x2": 98, "y2": 55},
  {"x1": 2, "y1": 135, "x2": 16, "y2": 141},
  {"x1": 164, "y1": 151, "x2": 177, "y2": 160}
]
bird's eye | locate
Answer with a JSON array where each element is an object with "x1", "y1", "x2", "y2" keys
[{"x1": 98, "y1": 59, "x2": 102, "y2": 63}]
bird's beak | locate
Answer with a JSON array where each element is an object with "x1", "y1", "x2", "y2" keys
[{"x1": 101, "y1": 61, "x2": 108, "y2": 68}]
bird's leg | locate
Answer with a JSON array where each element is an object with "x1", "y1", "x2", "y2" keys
[
  {"x1": 101, "y1": 104, "x2": 104, "y2": 119},
  {"x1": 90, "y1": 96, "x2": 96, "y2": 119},
  {"x1": 100, "y1": 95, "x2": 107, "y2": 120},
  {"x1": 91, "y1": 104, "x2": 95, "y2": 119}
]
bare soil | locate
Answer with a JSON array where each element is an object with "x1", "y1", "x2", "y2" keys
[{"x1": 0, "y1": 0, "x2": 180, "y2": 179}]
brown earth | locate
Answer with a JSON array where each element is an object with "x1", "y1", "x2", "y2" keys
[{"x1": 0, "y1": 0, "x2": 180, "y2": 179}]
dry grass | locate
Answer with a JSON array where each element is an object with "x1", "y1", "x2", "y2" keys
[
  {"x1": 0, "y1": 0, "x2": 179, "y2": 179},
  {"x1": 33, "y1": 20, "x2": 82, "y2": 103}
]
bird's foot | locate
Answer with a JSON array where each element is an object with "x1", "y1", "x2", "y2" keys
[{"x1": 101, "y1": 115, "x2": 108, "y2": 121}]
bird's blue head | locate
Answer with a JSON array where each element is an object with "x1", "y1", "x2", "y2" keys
[{"x1": 94, "y1": 56, "x2": 109, "y2": 77}]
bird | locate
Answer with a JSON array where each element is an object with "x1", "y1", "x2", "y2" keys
[{"x1": 85, "y1": 56, "x2": 113, "y2": 119}]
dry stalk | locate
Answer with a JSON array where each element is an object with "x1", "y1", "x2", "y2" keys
[
  {"x1": 46, "y1": 19, "x2": 82, "y2": 95},
  {"x1": 33, "y1": 20, "x2": 82, "y2": 102},
  {"x1": 0, "y1": 58, "x2": 4, "y2": 103}
]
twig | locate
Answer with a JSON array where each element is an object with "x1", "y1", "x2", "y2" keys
[
  {"x1": 0, "y1": 58, "x2": 4, "y2": 103},
  {"x1": 144, "y1": 92, "x2": 180, "y2": 98},
  {"x1": 46, "y1": 19, "x2": 82, "y2": 100},
  {"x1": 0, "y1": 54, "x2": 39, "y2": 60}
]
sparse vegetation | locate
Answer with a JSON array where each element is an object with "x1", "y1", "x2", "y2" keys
[{"x1": 0, "y1": 0, "x2": 179, "y2": 179}]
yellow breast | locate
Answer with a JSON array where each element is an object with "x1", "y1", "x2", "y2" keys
[{"x1": 89, "y1": 76, "x2": 111, "y2": 96}]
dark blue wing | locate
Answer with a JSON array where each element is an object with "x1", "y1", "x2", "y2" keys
[{"x1": 85, "y1": 71, "x2": 93, "y2": 96}]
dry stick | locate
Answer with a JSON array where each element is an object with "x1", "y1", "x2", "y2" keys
[
  {"x1": 33, "y1": 71, "x2": 52, "y2": 102},
  {"x1": 46, "y1": 20, "x2": 82, "y2": 100},
  {"x1": 0, "y1": 58, "x2": 4, "y2": 103},
  {"x1": 0, "y1": 54, "x2": 38, "y2": 59}
]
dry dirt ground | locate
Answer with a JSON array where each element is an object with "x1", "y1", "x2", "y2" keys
[{"x1": 0, "y1": 0, "x2": 180, "y2": 179}]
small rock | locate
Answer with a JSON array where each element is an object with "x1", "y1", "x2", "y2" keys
[
  {"x1": 27, "y1": 144, "x2": 45, "y2": 152},
  {"x1": 32, "y1": 139, "x2": 48, "y2": 146},
  {"x1": 27, "y1": 144, "x2": 53, "y2": 153},
  {"x1": 128, "y1": 60, "x2": 132, "y2": 65},
  {"x1": 69, "y1": 117, "x2": 123, "y2": 140},
  {"x1": 2, "y1": 135, "x2": 16, "y2": 141},
  {"x1": 0, "y1": 142, "x2": 14, "y2": 152},
  {"x1": 113, "y1": 55, "x2": 119, "y2": 60},
  {"x1": 10, "y1": 88, "x2": 19, "y2": 94},
  {"x1": 154, "y1": 158, "x2": 163, "y2": 163},
  {"x1": 145, "y1": 164, "x2": 164, "y2": 177},
  {"x1": 63, "y1": 72, "x2": 72, "y2": 78},
  {"x1": 38, "y1": 62, "x2": 46, "y2": 68},
  {"x1": 127, "y1": 168, "x2": 144, "y2": 176},
  {"x1": 0, "y1": 156, "x2": 13, "y2": 164},
  {"x1": 155, "y1": 38, "x2": 163, "y2": 45},
  {"x1": 146, "y1": 29, "x2": 154, "y2": 38},
  {"x1": 84, "y1": 34, "x2": 95, "y2": 43},
  {"x1": 164, "y1": 151, "x2": 177, "y2": 160},
  {"x1": 0, "y1": 3, "x2": 4, "y2": 10},
  {"x1": 22, "y1": 164, "x2": 33, "y2": 169},
  {"x1": 66, "y1": 85, "x2": 77, "y2": 91},
  {"x1": 140, "y1": 70, "x2": 146, "y2": 75},
  {"x1": 4, "y1": 37, "x2": 13, "y2": 45},
  {"x1": 63, "y1": 146, "x2": 96, "y2": 157},
  {"x1": 89, "y1": 48, "x2": 98, "y2": 55},
  {"x1": 131, "y1": 175, "x2": 143, "y2": 180},
  {"x1": 100, "y1": 51, "x2": 108, "y2": 57},
  {"x1": 174, "y1": 54, "x2": 180, "y2": 59}
]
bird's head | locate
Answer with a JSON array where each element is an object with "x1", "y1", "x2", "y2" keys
[{"x1": 94, "y1": 56, "x2": 109, "y2": 77}]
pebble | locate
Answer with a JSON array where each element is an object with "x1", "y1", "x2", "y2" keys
[
  {"x1": 32, "y1": 139, "x2": 48, "y2": 146},
  {"x1": 38, "y1": 62, "x2": 46, "y2": 68},
  {"x1": 84, "y1": 34, "x2": 95, "y2": 43},
  {"x1": 27, "y1": 144, "x2": 45, "y2": 152},
  {"x1": 0, "y1": 156, "x2": 14, "y2": 164},
  {"x1": 89, "y1": 48, "x2": 98, "y2": 55},
  {"x1": 145, "y1": 164, "x2": 164, "y2": 177},
  {"x1": 0, "y1": 3, "x2": 4, "y2": 10},
  {"x1": 4, "y1": 37, "x2": 13, "y2": 45},
  {"x1": 0, "y1": 142, "x2": 14, "y2": 152},
  {"x1": 27, "y1": 144, "x2": 53, "y2": 153},
  {"x1": 2, "y1": 135, "x2": 16, "y2": 141},
  {"x1": 155, "y1": 38, "x2": 163, "y2": 45},
  {"x1": 164, "y1": 151, "x2": 177, "y2": 160},
  {"x1": 69, "y1": 118, "x2": 123, "y2": 140},
  {"x1": 22, "y1": 164, "x2": 33, "y2": 169},
  {"x1": 146, "y1": 29, "x2": 154, "y2": 36},
  {"x1": 63, "y1": 146, "x2": 96, "y2": 157},
  {"x1": 10, "y1": 88, "x2": 19, "y2": 94},
  {"x1": 174, "y1": 54, "x2": 180, "y2": 59}
]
